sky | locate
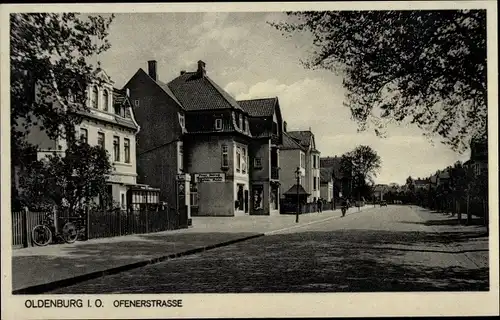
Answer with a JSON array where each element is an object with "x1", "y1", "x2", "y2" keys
[{"x1": 91, "y1": 12, "x2": 470, "y2": 185}]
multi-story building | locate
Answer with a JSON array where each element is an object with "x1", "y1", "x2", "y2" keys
[
  {"x1": 286, "y1": 130, "x2": 321, "y2": 202},
  {"x1": 125, "y1": 60, "x2": 283, "y2": 216},
  {"x1": 22, "y1": 68, "x2": 142, "y2": 209},
  {"x1": 320, "y1": 156, "x2": 351, "y2": 200},
  {"x1": 238, "y1": 97, "x2": 284, "y2": 215},
  {"x1": 464, "y1": 137, "x2": 488, "y2": 176},
  {"x1": 279, "y1": 125, "x2": 321, "y2": 203}
]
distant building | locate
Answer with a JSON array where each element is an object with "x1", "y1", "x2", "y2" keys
[
  {"x1": 286, "y1": 130, "x2": 321, "y2": 202},
  {"x1": 320, "y1": 156, "x2": 350, "y2": 200},
  {"x1": 372, "y1": 184, "x2": 389, "y2": 201},
  {"x1": 464, "y1": 137, "x2": 488, "y2": 176},
  {"x1": 320, "y1": 167, "x2": 334, "y2": 202}
]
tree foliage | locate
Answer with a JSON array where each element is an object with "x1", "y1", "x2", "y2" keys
[
  {"x1": 270, "y1": 10, "x2": 487, "y2": 152},
  {"x1": 10, "y1": 13, "x2": 115, "y2": 164},
  {"x1": 18, "y1": 143, "x2": 112, "y2": 213},
  {"x1": 340, "y1": 145, "x2": 381, "y2": 198}
]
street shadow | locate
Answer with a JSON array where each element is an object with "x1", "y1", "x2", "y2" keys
[
  {"x1": 398, "y1": 218, "x2": 487, "y2": 227},
  {"x1": 11, "y1": 232, "x2": 259, "y2": 292},
  {"x1": 47, "y1": 229, "x2": 489, "y2": 294}
]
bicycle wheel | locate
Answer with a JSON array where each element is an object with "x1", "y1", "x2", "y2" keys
[
  {"x1": 62, "y1": 222, "x2": 78, "y2": 244},
  {"x1": 32, "y1": 225, "x2": 52, "y2": 246}
]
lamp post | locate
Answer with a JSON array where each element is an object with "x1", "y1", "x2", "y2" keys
[{"x1": 295, "y1": 167, "x2": 301, "y2": 223}]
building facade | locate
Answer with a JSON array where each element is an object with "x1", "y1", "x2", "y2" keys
[
  {"x1": 320, "y1": 167, "x2": 334, "y2": 202},
  {"x1": 23, "y1": 68, "x2": 141, "y2": 209},
  {"x1": 286, "y1": 130, "x2": 321, "y2": 202},
  {"x1": 125, "y1": 60, "x2": 283, "y2": 217}
]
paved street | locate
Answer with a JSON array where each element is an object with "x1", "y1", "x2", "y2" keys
[{"x1": 51, "y1": 206, "x2": 489, "y2": 293}]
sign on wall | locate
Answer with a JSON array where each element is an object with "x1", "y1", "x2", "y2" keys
[{"x1": 195, "y1": 173, "x2": 225, "y2": 183}]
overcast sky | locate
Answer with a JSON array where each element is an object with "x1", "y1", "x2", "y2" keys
[{"x1": 92, "y1": 12, "x2": 470, "y2": 185}]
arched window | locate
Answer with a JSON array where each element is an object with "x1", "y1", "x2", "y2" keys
[
  {"x1": 103, "y1": 90, "x2": 109, "y2": 111},
  {"x1": 92, "y1": 86, "x2": 98, "y2": 109}
]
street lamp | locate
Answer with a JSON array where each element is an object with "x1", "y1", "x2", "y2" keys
[{"x1": 295, "y1": 167, "x2": 301, "y2": 223}]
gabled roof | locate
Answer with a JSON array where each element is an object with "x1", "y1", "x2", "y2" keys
[
  {"x1": 123, "y1": 68, "x2": 182, "y2": 108},
  {"x1": 320, "y1": 156, "x2": 342, "y2": 179},
  {"x1": 287, "y1": 130, "x2": 313, "y2": 149},
  {"x1": 237, "y1": 97, "x2": 277, "y2": 117},
  {"x1": 168, "y1": 72, "x2": 244, "y2": 112},
  {"x1": 283, "y1": 184, "x2": 310, "y2": 196},
  {"x1": 281, "y1": 132, "x2": 306, "y2": 151},
  {"x1": 320, "y1": 167, "x2": 334, "y2": 183}
]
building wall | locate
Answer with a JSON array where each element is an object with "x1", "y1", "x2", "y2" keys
[
  {"x1": 320, "y1": 182, "x2": 333, "y2": 202},
  {"x1": 77, "y1": 118, "x2": 137, "y2": 185},
  {"x1": 125, "y1": 71, "x2": 184, "y2": 206},
  {"x1": 185, "y1": 135, "x2": 249, "y2": 216},
  {"x1": 279, "y1": 149, "x2": 302, "y2": 199}
]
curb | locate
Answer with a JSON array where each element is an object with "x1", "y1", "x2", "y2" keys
[{"x1": 12, "y1": 233, "x2": 264, "y2": 295}]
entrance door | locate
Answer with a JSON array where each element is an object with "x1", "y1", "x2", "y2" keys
[
  {"x1": 237, "y1": 185, "x2": 244, "y2": 211},
  {"x1": 244, "y1": 190, "x2": 249, "y2": 213}
]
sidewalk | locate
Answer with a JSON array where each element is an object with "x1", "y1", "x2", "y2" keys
[
  {"x1": 410, "y1": 206, "x2": 489, "y2": 269},
  {"x1": 12, "y1": 206, "x2": 366, "y2": 293}
]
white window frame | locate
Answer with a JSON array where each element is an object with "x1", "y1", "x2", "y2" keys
[
  {"x1": 97, "y1": 131, "x2": 105, "y2": 149},
  {"x1": 103, "y1": 89, "x2": 109, "y2": 112},
  {"x1": 178, "y1": 141, "x2": 184, "y2": 171},
  {"x1": 124, "y1": 138, "x2": 131, "y2": 164},
  {"x1": 236, "y1": 147, "x2": 241, "y2": 172},
  {"x1": 113, "y1": 136, "x2": 120, "y2": 162},
  {"x1": 242, "y1": 147, "x2": 247, "y2": 173},
  {"x1": 80, "y1": 128, "x2": 88, "y2": 143},
  {"x1": 221, "y1": 145, "x2": 229, "y2": 168},
  {"x1": 215, "y1": 118, "x2": 223, "y2": 130}
]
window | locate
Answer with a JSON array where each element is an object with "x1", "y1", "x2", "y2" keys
[
  {"x1": 236, "y1": 147, "x2": 241, "y2": 172},
  {"x1": 215, "y1": 118, "x2": 222, "y2": 130},
  {"x1": 190, "y1": 183, "x2": 198, "y2": 207},
  {"x1": 300, "y1": 152, "x2": 305, "y2": 168},
  {"x1": 97, "y1": 132, "x2": 105, "y2": 149},
  {"x1": 254, "y1": 157, "x2": 262, "y2": 168},
  {"x1": 121, "y1": 193, "x2": 126, "y2": 209},
  {"x1": 103, "y1": 90, "x2": 109, "y2": 112},
  {"x1": 80, "y1": 128, "x2": 88, "y2": 143},
  {"x1": 313, "y1": 155, "x2": 317, "y2": 169},
  {"x1": 178, "y1": 142, "x2": 183, "y2": 171},
  {"x1": 242, "y1": 148, "x2": 247, "y2": 173},
  {"x1": 313, "y1": 177, "x2": 317, "y2": 190},
  {"x1": 179, "y1": 114, "x2": 185, "y2": 129},
  {"x1": 134, "y1": 99, "x2": 139, "y2": 107},
  {"x1": 242, "y1": 117, "x2": 246, "y2": 131},
  {"x1": 124, "y1": 138, "x2": 130, "y2": 163},
  {"x1": 221, "y1": 145, "x2": 229, "y2": 168},
  {"x1": 92, "y1": 87, "x2": 98, "y2": 109},
  {"x1": 113, "y1": 136, "x2": 120, "y2": 162},
  {"x1": 239, "y1": 114, "x2": 243, "y2": 129},
  {"x1": 114, "y1": 103, "x2": 121, "y2": 116}
]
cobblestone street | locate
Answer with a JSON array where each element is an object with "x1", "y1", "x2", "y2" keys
[{"x1": 51, "y1": 206, "x2": 489, "y2": 293}]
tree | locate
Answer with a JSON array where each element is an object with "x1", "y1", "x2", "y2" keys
[
  {"x1": 18, "y1": 142, "x2": 112, "y2": 214},
  {"x1": 340, "y1": 145, "x2": 381, "y2": 200},
  {"x1": 270, "y1": 10, "x2": 487, "y2": 152},
  {"x1": 10, "y1": 13, "x2": 115, "y2": 165}
]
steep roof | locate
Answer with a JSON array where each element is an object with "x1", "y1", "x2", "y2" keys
[
  {"x1": 320, "y1": 167, "x2": 334, "y2": 183},
  {"x1": 287, "y1": 130, "x2": 313, "y2": 149},
  {"x1": 283, "y1": 184, "x2": 310, "y2": 196},
  {"x1": 320, "y1": 156, "x2": 342, "y2": 179},
  {"x1": 123, "y1": 68, "x2": 182, "y2": 107},
  {"x1": 168, "y1": 72, "x2": 244, "y2": 112},
  {"x1": 281, "y1": 132, "x2": 306, "y2": 151},
  {"x1": 238, "y1": 98, "x2": 277, "y2": 117}
]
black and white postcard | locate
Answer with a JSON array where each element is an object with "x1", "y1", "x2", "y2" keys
[{"x1": 1, "y1": 1, "x2": 498, "y2": 319}]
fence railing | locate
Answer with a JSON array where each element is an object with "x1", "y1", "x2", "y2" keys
[
  {"x1": 12, "y1": 206, "x2": 180, "y2": 248},
  {"x1": 87, "y1": 207, "x2": 179, "y2": 240}
]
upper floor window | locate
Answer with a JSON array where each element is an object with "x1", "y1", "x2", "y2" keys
[
  {"x1": 300, "y1": 152, "x2": 305, "y2": 168},
  {"x1": 221, "y1": 145, "x2": 229, "y2": 168},
  {"x1": 97, "y1": 132, "x2": 105, "y2": 149},
  {"x1": 254, "y1": 157, "x2": 262, "y2": 169},
  {"x1": 215, "y1": 118, "x2": 223, "y2": 130},
  {"x1": 113, "y1": 136, "x2": 120, "y2": 162},
  {"x1": 236, "y1": 147, "x2": 241, "y2": 172},
  {"x1": 313, "y1": 155, "x2": 317, "y2": 169},
  {"x1": 179, "y1": 114, "x2": 185, "y2": 129},
  {"x1": 114, "y1": 103, "x2": 122, "y2": 116},
  {"x1": 103, "y1": 90, "x2": 109, "y2": 112},
  {"x1": 242, "y1": 117, "x2": 246, "y2": 132},
  {"x1": 124, "y1": 138, "x2": 130, "y2": 164},
  {"x1": 79, "y1": 128, "x2": 88, "y2": 143},
  {"x1": 239, "y1": 114, "x2": 243, "y2": 129},
  {"x1": 242, "y1": 148, "x2": 247, "y2": 174},
  {"x1": 92, "y1": 87, "x2": 98, "y2": 109}
]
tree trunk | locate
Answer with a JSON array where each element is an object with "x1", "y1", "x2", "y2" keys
[
  {"x1": 457, "y1": 199, "x2": 461, "y2": 224},
  {"x1": 466, "y1": 193, "x2": 471, "y2": 225}
]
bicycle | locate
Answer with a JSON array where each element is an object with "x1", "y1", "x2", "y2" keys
[{"x1": 31, "y1": 212, "x2": 78, "y2": 246}]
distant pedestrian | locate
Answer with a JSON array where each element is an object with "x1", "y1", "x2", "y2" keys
[{"x1": 317, "y1": 198, "x2": 323, "y2": 213}]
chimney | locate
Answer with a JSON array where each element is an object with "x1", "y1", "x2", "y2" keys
[
  {"x1": 283, "y1": 121, "x2": 287, "y2": 132},
  {"x1": 180, "y1": 70, "x2": 186, "y2": 75},
  {"x1": 148, "y1": 60, "x2": 157, "y2": 81},
  {"x1": 197, "y1": 60, "x2": 206, "y2": 78}
]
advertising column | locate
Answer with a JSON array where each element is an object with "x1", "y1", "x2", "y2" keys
[{"x1": 176, "y1": 173, "x2": 191, "y2": 228}]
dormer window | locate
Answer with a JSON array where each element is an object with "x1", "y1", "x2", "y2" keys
[
  {"x1": 92, "y1": 86, "x2": 98, "y2": 109},
  {"x1": 242, "y1": 117, "x2": 246, "y2": 131},
  {"x1": 239, "y1": 114, "x2": 243, "y2": 129},
  {"x1": 215, "y1": 118, "x2": 222, "y2": 130},
  {"x1": 178, "y1": 113, "x2": 185, "y2": 129},
  {"x1": 103, "y1": 90, "x2": 109, "y2": 112},
  {"x1": 114, "y1": 103, "x2": 121, "y2": 116}
]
